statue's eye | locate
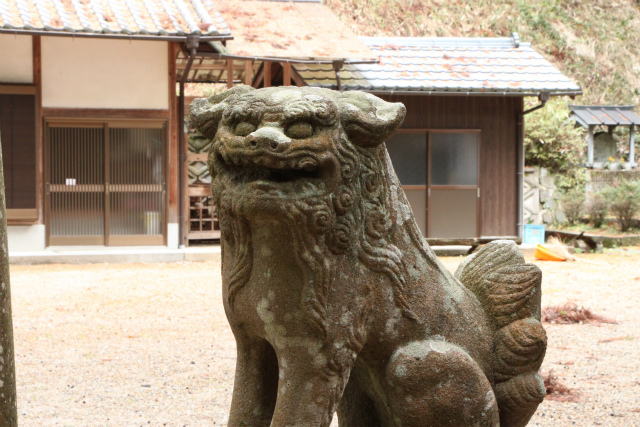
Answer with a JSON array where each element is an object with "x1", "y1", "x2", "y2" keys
[
  {"x1": 234, "y1": 122, "x2": 256, "y2": 137},
  {"x1": 285, "y1": 122, "x2": 314, "y2": 139}
]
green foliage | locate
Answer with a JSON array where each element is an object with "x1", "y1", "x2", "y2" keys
[
  {"x1": 586, "y1": 192, "x2": 608, "y2": 228},
  {"x1": 559, "y1": 189, "x2": 585, "y2": 225},
  {"x1": 326, "y1": 0, "x2": 640, "y2": 106},
  {"x1": 524, "y1": 99, "x2": 586, "y2": 190},
  {"x1": 602, "y1": 179, "x2": 640, "y2": 231}
]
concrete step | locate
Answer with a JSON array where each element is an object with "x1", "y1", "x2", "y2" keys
[
  {"x1": 431, "y1": 245, "x2": 472, "y2": 257},
  {"x1": 9, "y1": 246, "x2": 221, "y2": 265}
]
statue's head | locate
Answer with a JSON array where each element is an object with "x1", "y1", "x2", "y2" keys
[{"x1": 190, "y1": 85, "x2": 405, "y2": 219}]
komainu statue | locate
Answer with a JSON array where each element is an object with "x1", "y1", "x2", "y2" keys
[{"x1": 191, "y1": 86, "x2": 547, "y2": 427}]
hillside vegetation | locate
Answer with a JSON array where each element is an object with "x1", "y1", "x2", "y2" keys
[{"x1": 326, "y1": 0, "x2": 640, "y2": 106}]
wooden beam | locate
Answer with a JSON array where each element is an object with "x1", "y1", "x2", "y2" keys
[
  {"x1": 252, "y1": 64, "x2": 264, "y2": 88},
  {"x1": 291, "y1": 66, "x2": 306, "y2": 87},
  {"x1": 244, "y1": 60, "x2": 254, "y2": 85},
  {"x1": 7, "y1": 208, "x2": 39, "y2": 225},
  {"x1": 586, "y1": 125, "x2": 594, "y2": 166},
  {"x1": 42, "y1": 108, "x2": 170, "y2": 120},
  {"x1": 183, "y1": 63, "x2": 244, "y2": 71},
  {"x1": 226, "y1": 59, "x2": 234, "y2": 88},
  {"x1": 178, "y1": 79, "x2": 188, "y2": 247},
  {"x1": 187, "y1": 152, "x2": 209, "y2": 162},
  {"x1": 264, "y1": 61, "x2": 272, "y2": 87},
  {"x1": 0, "y1": 85, "x2": 36, "y2": 95},
  {"x1": 282, "y1": 62, "x2": 292, "y2": 86},
  {"x1": 630, "y1": 125, "x2": 636, "y2": 167},
  {"x1": 190, "y1": 56, "x2": 205, "y2": 82}
]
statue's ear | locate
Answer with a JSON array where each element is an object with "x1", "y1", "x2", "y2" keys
[
  {"x1": 337, "y1": 91, "x2": 406, "y2": 147},
  {"x1": 189, "y1": 85, "x2": 255, "y2": 139}
]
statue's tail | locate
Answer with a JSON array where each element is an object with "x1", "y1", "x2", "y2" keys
[{"x1": 455, "y1": 241, "x2": 547, "y2": 427}]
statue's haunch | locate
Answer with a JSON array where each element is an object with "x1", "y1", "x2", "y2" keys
[{"x1": 190, "y1": 86, "x2": 546, "y2": 427}]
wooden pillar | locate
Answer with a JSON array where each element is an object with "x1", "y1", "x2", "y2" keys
[
  {"x1": 630, "y1": 125, "x2": 636, "y2": 167},
  {"x1": 263, "y1": 61, "x2": 272, "y2": 87},
  {"x1": 586, "y1": 125, "x2": 594, "y2": 166},
  {"x1": 244, "y1": 60, "x2": 254, "y2": 86},
  {"x1": 0, "y1": 136, "x2": 17, "y2": 426},
  {"x1": 283, "y1": 62, "x2": 292, "y2": 86},
  {"x1": 226, "y1": 59, "x2": 234, "y2": 88},
  {"x1": 167, "y1": 42, "x2": 178, "y2": 229},
  {"x1": 33, "y1": 36, "x2": 43, "y2": 225}
]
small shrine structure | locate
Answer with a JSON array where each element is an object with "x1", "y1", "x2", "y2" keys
[{"x1": 570, "y1": 105, "x2": 640, "y2": 168}]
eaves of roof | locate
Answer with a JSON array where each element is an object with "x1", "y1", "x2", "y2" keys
[
  {"x1": 0, "y1": 0, "x2": 231, "y2": 41},
  {"x1": 297, "y1": 36, "x2": 582, "y2": 96}
]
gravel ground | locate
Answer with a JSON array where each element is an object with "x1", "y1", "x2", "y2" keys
[{"x1": 9, "y1": 247, "x2": 640, "y2": 426}]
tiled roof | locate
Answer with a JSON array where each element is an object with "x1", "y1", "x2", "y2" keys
[
  {"x1": 214, "y1": 1, "x2": 375, "y2": 63},
  {"x1": 570, "y1": 105, "x2": 640, "y2": 128},
  {"x1": 0, "y1": 0, "x2": 231, "y2": 40},
  {"x1": 297, "y1": 36, "x2": 582, "y2": 95}
]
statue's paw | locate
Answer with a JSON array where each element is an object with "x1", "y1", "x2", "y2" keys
[
  {"x1": 385, "y1": 340, "x2": 500, "y2": 427},
  {"x1": 495, "y1": 372, "x2": 546, "y2": 427}
]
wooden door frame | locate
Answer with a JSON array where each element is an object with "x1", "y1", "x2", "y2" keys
[
  {"x1": 44, "y1": 117, "x2": 168, "y2": 246},
  {"x1": 390, "y1": 128, "x2": 482, "y2": 239},
  {"x1": 426, "y1": 129, "x2": 481, "y2": 239},
  {"x1": 44, "y1": 120, "x2": 106, "y2": 246}
]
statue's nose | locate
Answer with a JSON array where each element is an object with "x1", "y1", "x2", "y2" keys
[{"x1": 245, "y1": 127, "x2": 291, "y2": 151}]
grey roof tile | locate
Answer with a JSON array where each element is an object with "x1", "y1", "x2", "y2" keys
[
  {"x1": 297, "y1": 36, "x2": 582, "y2": 95},
  {"x1": 570, "y1": 105, "x2": 640, "y2": 127},
  {"x1": 0, "y1": 0, "x2": 231, "y2": 39}
]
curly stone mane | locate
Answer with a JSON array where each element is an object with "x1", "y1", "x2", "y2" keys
[{"x1": 216, "y1": 131, "x2": 418, "y2": 338}]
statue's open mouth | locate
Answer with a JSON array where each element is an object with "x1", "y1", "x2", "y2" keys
[{"x1": 214, "y1": 149, "x2": 329, "y2": 198}]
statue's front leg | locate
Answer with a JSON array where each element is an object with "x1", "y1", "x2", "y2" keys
[
  {"x1": 227, "y1": 333, "x2": 279, "y2": 427},
  {"x1": 270, "y1": 343, "x2": 355, "y2": 427}
]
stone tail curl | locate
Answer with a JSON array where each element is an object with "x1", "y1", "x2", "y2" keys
[{"x1": 455, "y1": 240, "x2": 547, "y2": 427}]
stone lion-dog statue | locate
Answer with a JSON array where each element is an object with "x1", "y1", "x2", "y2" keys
[{"x1": 191, "y1": 86, "x2": 546, "y2": 427}]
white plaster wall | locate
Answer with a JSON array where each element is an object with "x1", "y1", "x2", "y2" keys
[
  {"x1": 42, "y1": 37, "x2": 168, "y2": 109},
  {"x1": 8, "y1": 224, "x2": 45, "y2": 252},
  {"x1": 0, "y1": 34, "x2": 33, "y2": 83},
  {"x1": 167, "y1": 223, "x2": 179, "y2": 249}
]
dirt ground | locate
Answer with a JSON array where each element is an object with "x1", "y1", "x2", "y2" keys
[{"x1": 9, "y1": 247, "x2": 640, "y2": 426}]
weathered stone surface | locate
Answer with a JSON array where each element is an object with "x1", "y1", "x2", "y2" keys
[
  {"x1": 0, "y1": 136, "x2": 17, "y2": 426},
  {"x1": 191, "y1": 86, "x2": 547, "y2": 427},
  {"x1": 593, "y1": 131, "x2": 618, "y2": 164}
]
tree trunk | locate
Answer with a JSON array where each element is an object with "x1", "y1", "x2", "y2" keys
[{"x1": 0, "y1": 135, "x2": 18, "y2": 425}]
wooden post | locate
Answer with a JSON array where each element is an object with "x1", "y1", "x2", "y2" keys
[
  {"x1": 33, "y1": 36, "x2": 43, "y2": 225},
  {"x1": 167, "y1": 42, "x2": 178, "y2": 232},
  {"x1": 244, "y1": 60, "x2": 254, "y2": 86},
  {"x1": 0, "y1": 134, "x2": 17, "y2": 426},
  {"x1": 630, "y1": 125, "x2": 636, "y2": 167},
  {"x1": 226, "y1": 59, "x2": 234, "y2": 88},
  {"x1": 283, "y1": 62, "x2": 292, "y2": 86},
  {"x1": 586, "y1": 125, "x2": 594, "y2": 166},
  {"x1": 263, "y1": 62, "x2": 272, "y2": 87}
]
